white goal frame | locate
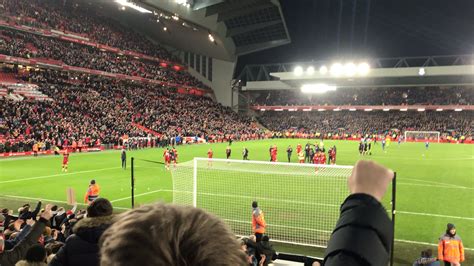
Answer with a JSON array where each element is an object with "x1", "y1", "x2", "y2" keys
[{"x1": 404, "y1": 131, "x2": 440, "y2": 143}]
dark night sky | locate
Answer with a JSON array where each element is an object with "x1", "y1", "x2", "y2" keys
[{"x1": 236, "y1": 0, "x2": 474, "y2": 72}]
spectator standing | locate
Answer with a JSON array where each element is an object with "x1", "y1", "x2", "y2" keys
[
  {"x1": 251, "y1": 201, "x2": 266, "y2": 242},
  {"x1": 438, "y1": 223, "x2": 464, "y2": 266},
  {"x1": 49, "y1": 198, "x2": 113, "y2": 266}
]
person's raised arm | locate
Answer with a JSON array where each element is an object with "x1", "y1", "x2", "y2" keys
[{"x1": 324, "y1": 160, "x2": 394, "y2": 266}]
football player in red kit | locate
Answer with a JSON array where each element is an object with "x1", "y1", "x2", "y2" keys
[{"x1": 62, "y1": 151, "x2": 69, "y2": 172}]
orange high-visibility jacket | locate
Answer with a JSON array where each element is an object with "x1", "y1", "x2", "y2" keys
[
  {"x1": 438, "y1": 234, "x2": 464, "y2": 263},
  {"x1": 84, "y1": 184, "x2": 100, "y2": 204},
  {"x1": 252, "y1": 208, "x2": 266, "y2": 234}
]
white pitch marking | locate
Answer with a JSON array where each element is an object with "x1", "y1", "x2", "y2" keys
[{"x1": 0, "y1": 167, "x2": 121, "y2": 184}]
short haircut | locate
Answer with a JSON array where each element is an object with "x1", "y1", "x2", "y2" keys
[{"x1": 100, "y1": 203, "x2": 247, "y2": 266}]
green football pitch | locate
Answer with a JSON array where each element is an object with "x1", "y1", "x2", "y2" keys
[{"x1": 1, "y1": 139, "x2": 473, "y2": 264}]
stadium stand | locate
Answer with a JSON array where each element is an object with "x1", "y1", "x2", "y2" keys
[{"x1": 0, "y1": 68, "x2": 263, "y2": 153}]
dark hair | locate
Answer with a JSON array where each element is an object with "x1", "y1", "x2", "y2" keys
[
  {"x1": 252, "y1": 201, "x2": 258, "y2": 208},
  {"x1": 91, "y1": 179, "x2": 96, "y2": 184},
  {"x1": 25, "y1": 244, "x2": 47, "y2": 262},
  {"x1": 87, "y1": 198, "x2": 113, "y2": 218},
  {"x1": 45, "y1": 241, "x2": 65, "y2": 255},
  {"x1": 100, "y1": 203, "x2": 247, "y2": 266}
]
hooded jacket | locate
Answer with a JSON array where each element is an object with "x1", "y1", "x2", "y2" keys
[{"x1": 49, "y1": 216, "x2": 113, "y2": 266}]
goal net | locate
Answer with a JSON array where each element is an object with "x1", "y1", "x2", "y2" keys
[
  {"x1": 171, "y1": 158, "x2": 356, "y2": 248},
  {"x1": 404, "y1": 131, "x2": 440, "y2": 143}
]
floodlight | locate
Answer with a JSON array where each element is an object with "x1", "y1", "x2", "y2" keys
[
  {"x1": 294, "y1": 66, "x2": 304, "y2": 76},
  {"x1": 208, "y1": 34, "x2": 215, "y2": 42},
  {"x1": 319, "y1": 65, "x2": 328, "y2": 75},
  {"x1": 400, "y1": 108, "x2": 408, "y2": 111},
  {"x1": 383, "y1": 108, "x2": 390, "y2": 111},
  {"x1": 364, "y1": 108, "x2": 373, "y2": 111},
  {"x1": 306, "y1": 66, "x2": 315, "y2": 75},
  {"x1": 454, "y1": 108, "x2": 462, "y2": 111},
  {"x1": 275, "y1": 109, "x2": 284, "y2": 111},
  {"x1": 344, "y1": 62, "x2": 357, "y2": 76},
  {"x1": 349, "y1": 108, "x2": 356, "y2": 111},
  {"x1": 317, "y1": 109, "x2": 326, "y2": 111},
  {"x1": 330, "y1": 63, "x2": 343, "y2": 76},
  {"x1": 302, "y1": 108, "x2": 312, "y2": 111},
  {"x1": 333, "y1": 108, "x2": 341, "y2": 111},
  {"x1": 418, "y1": 68, "x2": 425, "y2": 76},
  {"x1": 357, "y1": 62, "x2": 370, "y2": 75},
  {"x1": 260, "y1": 109, "x2": 266, "y2": 111},
  {"x1": 163, "y1": 27, "x2": 168, "y2": 31},
  {"x1": 417, "y1": 108, "x2": 425, "y2": 112},
  {"x1": 300, "y1": 84, "x2": 337, "y2": 94},
  {"x1": 436, "y1": 108, "x2": 443, "y2": 111},
  {"x1": 115, "y1": 0, "x2": 152, "y2": 13}
]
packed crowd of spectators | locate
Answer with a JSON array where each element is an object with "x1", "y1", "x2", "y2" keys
[
  {"x1": 1, "y1": 0, "x2": 176, "y2": 61},
  {"x1": 0, "y1": 29, "x2": 207, "y2": 88},
  {"x1": 252, "y1": 87, "x2": 473, "y2": 106},
  {"x1": 0, "y1": 69, "x2": 261, "y2": 153},
  {"x1": 258, "y1": 110, "x2": 473, "y2": 138}
]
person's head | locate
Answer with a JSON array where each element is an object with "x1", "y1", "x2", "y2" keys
[
  {"x1": 262, "y1": 235, "x2": 270, "y2": 242},
  {"x1": 100, "y1": 203, "x2": 247, "y2": 266},
  {"x1": 446, "y1": 223, "x2": 456, "y2": 236},
  {"x1": 248, "y1": 235, "x2": 256, "y2": 243},
  {"x1": 87, "y1": 198, "x2": 113, "y2": 218},
  {"x1": 252, "y1": 201, "x2": 258, "y2": 208},
  {"x1": 420, "y1": 249, "x2": 432, "y2": 258},
  {"x1": 25, "y1": 244, "x2": 47, "y2": 263}
]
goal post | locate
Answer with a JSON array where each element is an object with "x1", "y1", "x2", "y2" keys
[
  {"x1": 404, "y1": 131, "x2": 440, "y2": 143},
  {"x1": 171, "y1": 158, "x2": 395, "y2": 249}
]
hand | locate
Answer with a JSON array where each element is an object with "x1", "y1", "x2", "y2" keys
[
  {"x1": 40, "y1": 204, "x2": 54, "y2": 220},
  {"x1": 13, "y1": 219, "x2": 24, "y2": 231},
  {"x1": 26, "y1": 218, "x2": 35, "y2": 226},
  {"x1": 348, "y1": 160, "x2": 394, "y2": 202}
]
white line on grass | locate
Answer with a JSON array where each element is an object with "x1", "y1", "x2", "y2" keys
[
  {"x1": 398, "y1": 182, "x2": 474, "y2": 190},
  {"x1": 110, "y1": 189, "x2": 164, "y2": 203},
  {"x1": 0, "y1": 195, "x2": 130, "y2": 210},
  {"x1": 0, "y1": 167, "x2": 121, "y2": 184},
  {"x1": 396, "y1": 211, "x2": 474, "y2": 221},
  {"x1": 395, "y1": 239, "x2": 474, "y2": 251},
  {"x1": 0, "y1": 149, "x2": 120, "y2": 162},
  {"x1": 403, "y1": 178, "x2": 470, "y2": 189}
]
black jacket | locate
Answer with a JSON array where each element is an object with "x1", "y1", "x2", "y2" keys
[
  {"x1": 49, "y1": 216, "x2": 113, "y2": 266},
  {"x1": 257, "y1": 240, "x2": 277, "y2": 266},
  {"x1": 324, "y1": 193, "x2": 393, "y2": 266}
]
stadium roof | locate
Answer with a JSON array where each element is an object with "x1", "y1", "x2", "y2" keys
[
  {"x1": 83, "y1": 0, "x2": 290, "y2": 61},
  {"x1": 239, "y1": 54, "x2": 474, "y2": 90}
]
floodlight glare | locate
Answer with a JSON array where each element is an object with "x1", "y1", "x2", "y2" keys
[
  {"x1": 417, "y1": 108, "x2": 425, "y2": 112},
  {"x1": 115, "y1": 0, "x2": 152, "y2": 13},
  {"x1": 344, "y1": 62, "x2": 357, "y2": 76},
  {"x1": 319, "y1": 65, "x2": 328, "y2": 75},
  {"x1": 419, "y1": 68, "x2": 426, "y2": 76},
  {"x1": 294, "y1": 66, "x2": 304, "y2": 76},
  {"x1": 436, "y1": 108, "x2": 443, "y2": 111},
  {"x1": 306, "y1": 66, "x2": 315, "y2": 75},
  {"x1": 301, "y1": 84, "x2": 337, "y2": 94},
  {"x1": 357, "y1": 62, "x2": 370, "y2": 75},
  {"x1": 330, "y1": 63, "x2": 343, "y2": 76},
  {"x1": 208, "y1": 34, "x2": 215, "y2": 42}
]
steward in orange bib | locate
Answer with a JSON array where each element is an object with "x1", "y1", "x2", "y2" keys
[
  {"x1": 438, "y1": 223, "x2": 464, "y2": 265},
  {"x1": 252, "y1": 201, "x2": 266, "y2": 242},
  {"x1": 84, "y1": 179, "x2": 100, "y2": 205}
]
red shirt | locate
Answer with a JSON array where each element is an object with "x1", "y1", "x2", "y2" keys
[
  {"x1": 63, "y1": 154, "x2": 69, "y2": 163},
  {"x1": 320, "y1": 154, "x2": 327, "y2": 164},
  {"x1": 208, "y1": 150, "x2": 213, "y2": 158}
]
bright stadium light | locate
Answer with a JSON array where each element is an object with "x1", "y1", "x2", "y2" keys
[
  {"x1": 357, "y1": 62, "x2": 370, "y2": 76},
  {"x1": 383, "y1": 108, "x2": 390, "y2": 111},
  {"x1": 349, "y1": 108, "x2": 356, "y2": 111},
  {"x1": 319, "y1": 65, "x2": 328, "y2": 75},
  {"x1": 436, "y1": 108, "x2": 443, "y2": 111},
  {"x1": 115, "y1": 0, "x2": 152, "y2": 13},
  {"x1": 417, "y1": 108, "x2": 425, "y2": 112},
  {"x1": 344, "y1": 62, "x2": 357, "y2": 76},
  {"x1": 400, "y1": 108, "x2": 408, "y2": 111},
  {"x1": 208, "y1": 34, "x2": 215, "y2": 42},
  {"x1": 306, "y1": 66, "x2": 315, "y2": 75},
  {"x1": 364, "y1": 108, "x2": 373, "y2": 111},
  {"x1": 301, "y1": 84, "x2": 337, "y2": 94},
  {"x1": 275, "y1": 108, "x2": 284, "y2": 111},
  {"x1": 330, "y1": 63, "x2": 343, "y2": 76},
  {"x1": 333, "y1": 108, "x2": 341, "y2": 111},
  {"x1": 419, "y1": 68, "x2": 426, "y2": 76},
  {"x1": 260, "y1": 109, "x2": 266, "y2": 111},
  {"x1": 317, "y1": 109, "x2": 326, "y2": 111},
  {"x1": 302, "y1": 108, "x2": 312, "y2": 111},
  {"x1": 288, "y1": 108, "x2": 298, "y2": 111},
  {"x1": 454, "y1": 108, "x2": 463, "y2": 111},
  {"x1": 294, "y1": 66, "x2": 304, "y2": 76}
]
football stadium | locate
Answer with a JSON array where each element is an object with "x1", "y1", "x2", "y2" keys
[{"x1": 0, "y1": 0, "x2": 473, "y2": 265}]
